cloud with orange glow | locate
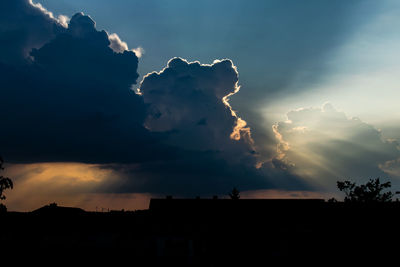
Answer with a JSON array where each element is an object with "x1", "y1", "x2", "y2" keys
[{"x1": 139, "y1": 57, "x2": 257, "y2": 165}]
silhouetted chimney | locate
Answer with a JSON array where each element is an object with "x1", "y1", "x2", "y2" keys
[{"x1": 166, "y1": 195, "x2": 173, "y2": 200}]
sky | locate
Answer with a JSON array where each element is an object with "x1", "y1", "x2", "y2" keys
[{"x1": 1, "y1": 0, "x2": 400, "y2": 211}]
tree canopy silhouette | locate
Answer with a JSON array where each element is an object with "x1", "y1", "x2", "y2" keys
[
  {"x1": 337, "y1": 178, "x2": 397, "y2": 203},
  {"x1": 0, "y1": 156, "x2": 13, "y2": 212},
  {"x1": 229, "y1": 187, "x2": 240, "y2": 200}
]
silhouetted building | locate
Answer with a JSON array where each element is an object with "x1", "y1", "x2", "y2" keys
[
  {"x1": 2, "y1": 199, "x2": 400, "y2": 265},
  {"x1": 149, "y1": 198, "x2": 325, "y2": 214}
]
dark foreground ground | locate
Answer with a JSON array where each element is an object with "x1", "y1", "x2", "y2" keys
[{"x1": 1, "y1": 199, "x2": 400, "y2": 265}]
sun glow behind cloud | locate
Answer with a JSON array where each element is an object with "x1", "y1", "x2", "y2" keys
[
  {"x1": 272, "y1": 103, "x2": 400, "y2": 192},
  {"x1": 253, "y1": 1, "x2": 400, "y2": 194}
]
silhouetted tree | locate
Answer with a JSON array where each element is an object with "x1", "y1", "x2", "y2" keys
[
  {"x1": 229, "y1": 187, "x2": 240, "y2": 200},
  {"x1": 0, "y1": 156, "x2": 13, "y2": 212},
  {"x1": 337, "y1": 178, "x2": 396, "y2": 203}
]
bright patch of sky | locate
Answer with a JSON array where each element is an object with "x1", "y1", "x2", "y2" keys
[{"x1": 264, "y1": 0, "x2": 400, "y2": 141}]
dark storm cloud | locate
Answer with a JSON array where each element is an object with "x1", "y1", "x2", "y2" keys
[{"x1": 0, "y1": 8, "x2": 160, "y2": 163}]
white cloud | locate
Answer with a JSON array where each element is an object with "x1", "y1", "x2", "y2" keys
[
  {"x1": 131, "y1": 46, "x2": 144, "y2": 58},
  {"x1": 108, "y1": 33, "x2": 144, "y2": 57},
  {"x1": 57, "y1": 14, "x2": 70, "y2": 28},
  {"x1": 108, "y1": 33, "x2": 129, "y2": 53}
]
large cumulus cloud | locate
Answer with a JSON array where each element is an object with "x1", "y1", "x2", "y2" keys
[
  {"x1": 139, "y1": 57, "x2": 255, "y2": 165},
  {"x1": 272, "y1": 103, "x2": 400, "y2": 191}
]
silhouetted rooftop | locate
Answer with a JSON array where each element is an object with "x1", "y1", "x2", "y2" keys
[{"x1": 32, "y1": 203, "x2": 86, "y2": 215}]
